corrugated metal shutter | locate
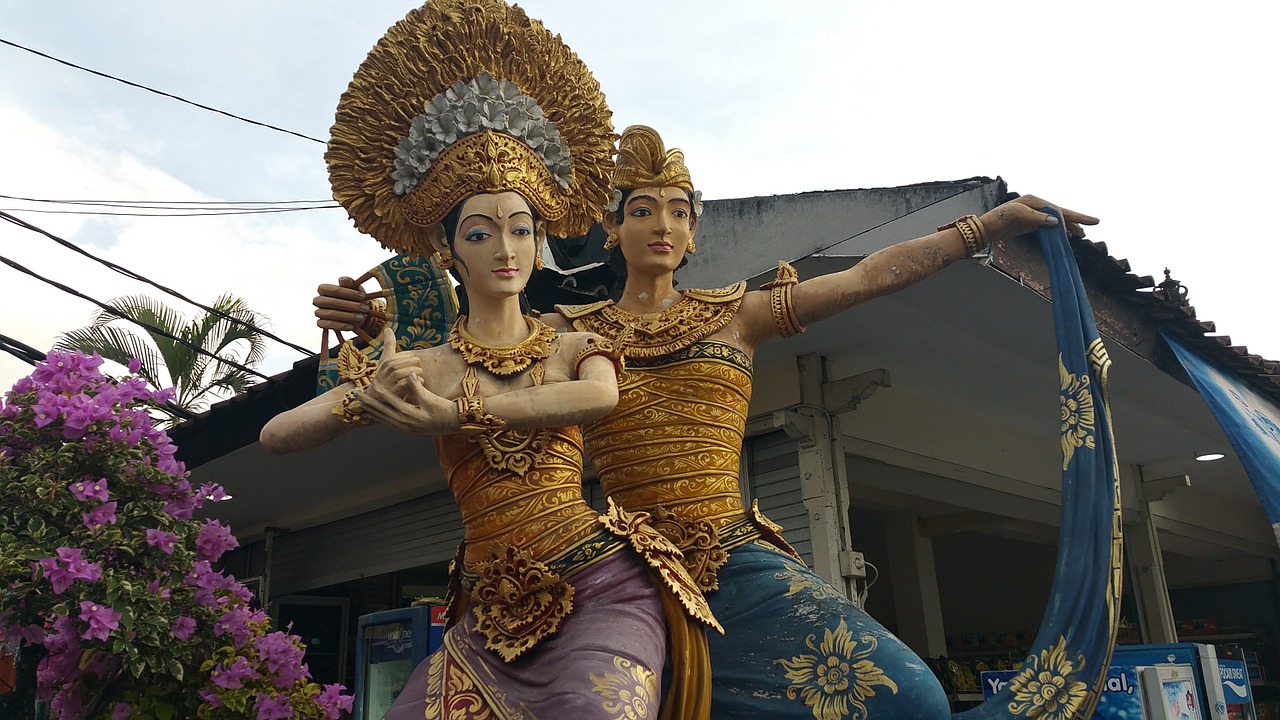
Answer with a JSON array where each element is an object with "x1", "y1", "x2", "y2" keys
[
  {"x1": 746, "y1": 430, "x2": 811, "y2": 565},
  {"x1": 269, "y1": 487, "x2": 462, "y2": 597}
]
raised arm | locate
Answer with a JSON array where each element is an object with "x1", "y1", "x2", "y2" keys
[{"x1": 738, "y1": 195, "x2": 1098, "y2": 345}]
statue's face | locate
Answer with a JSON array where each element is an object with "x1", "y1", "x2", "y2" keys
[
  {"x1": 448, "y1": 191, "x2": 541, "y2": 300},
  {"x1": 615, "y1": 185, "x2": 695, "y2": 274}
]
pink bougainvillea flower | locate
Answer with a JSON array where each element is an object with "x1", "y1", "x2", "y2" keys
[
  {"x1": 144, "y1": 528, "x2": 178, "y2": 555},
  {"x1": 210, "y1": 657, "x2": 257, "y2": 690},
  {"x1": 69, "y1": 477, "x2": 109, "y2": 502},
  {"x1": 171, "y1": 615, "x2": 196, "y2": 641},
  {"x1": 196, "y1": 519, "x2": 239, "y2": 562},
  {"x1": 78, "y1": 601, "x2": 121, "y2": 641},
  {"x1": 316, "y1": 683, "x2": 354, "y2": 719},
  {"x1": 82, "y1": 501, "x2": 118, "y2": 530},
  {"x1": 111, "y1": 701, "x2": 132, "y2": 720},
  {"x1": 36, "y1": 547, "x2": 103, "y2": 593},
  {"x1": 254, "y1": 692, "x2": 294, "y2": 720}
]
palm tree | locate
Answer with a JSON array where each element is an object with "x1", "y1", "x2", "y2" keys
[{"x1": 55, "y1": 294, "x2": 268, "y2": 421}]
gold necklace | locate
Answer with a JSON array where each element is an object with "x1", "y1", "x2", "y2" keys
[{"x1": 449, "y1": 315, "x2": 557, "y2": 376}]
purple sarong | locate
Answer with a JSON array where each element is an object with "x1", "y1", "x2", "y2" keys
[{"x1": 384, "y1": 549, "x2": 666, "y2": 719}]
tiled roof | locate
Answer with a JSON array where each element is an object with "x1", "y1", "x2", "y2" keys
[{"x1": 1067, "y1": 235, "x2": 1280, "y2": 404}]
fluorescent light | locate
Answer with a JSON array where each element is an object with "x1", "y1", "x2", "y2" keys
[{"x1": 1195, "y1": 452, "x2": 1225, "y2": 462}]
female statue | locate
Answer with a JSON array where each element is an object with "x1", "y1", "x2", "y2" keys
[{"x1": 264, "y1": 4, "x2": 716, "y2": 718}]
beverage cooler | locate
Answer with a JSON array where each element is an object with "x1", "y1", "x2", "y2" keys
[{"x1": 353, "y1": 605, "x2": 447, "y2": 720}]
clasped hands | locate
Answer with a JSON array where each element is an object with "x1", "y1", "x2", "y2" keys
[{"x1": 355, "y1": 329, "x2": 458, "y2": 437}]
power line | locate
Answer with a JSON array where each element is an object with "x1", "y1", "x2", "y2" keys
[
  {"x1": 0, "y1": 211, "x2": 312, "y2": 355},
  {"x1": 0, "y1": 253, "x2": 271, "y2": 382},
  {"x1": 0, "y1": 206, "x2": 339, "y2": 218},
  {"x1": 0, "y1": 193, "x2": 334, "y2": 207},
  {"x1": 0, "y1": 37, "x2": 325, "y2": 145}
]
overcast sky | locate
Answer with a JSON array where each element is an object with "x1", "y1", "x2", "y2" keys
[{"x1": 2, "y1": 1, "x2": 1277, "y2": 398}]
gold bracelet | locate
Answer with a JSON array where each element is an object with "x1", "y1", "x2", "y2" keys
[
  {"x1": 360, "y1": 298, "x2": 388, "y2": 340},
  {"x1": 455, "y1": 395, "x2": 507, "y2": 436},
  {"x1": 939, "y1": 214, "x2": 988, "y2": 257}
]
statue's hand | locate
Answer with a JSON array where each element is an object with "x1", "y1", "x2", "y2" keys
[
  {"x1": 314, "y1": 276, "x2": 369, "y2": 332},
  {"x1": 358, "y1": 330, "x2": 454, "y2": 434},
  {"x1": 981, "y1": 195, "x2": 1099, "y2": 243}
]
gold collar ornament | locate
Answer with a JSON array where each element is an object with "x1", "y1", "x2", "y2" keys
[
  {"x1": 327, "y1": 0, "x2": 615, "y2": 259},
  {"x1": 448, "y1": 315, "x2": 557, "y2": 376}
]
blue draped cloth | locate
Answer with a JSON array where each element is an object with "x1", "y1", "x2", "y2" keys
[
  {"x1": 1164, "y1": 332, "x2": 1280, "y2": 545},
  {"x1": 958, "y1": 209, "x2": 1123, "y2": 720}
]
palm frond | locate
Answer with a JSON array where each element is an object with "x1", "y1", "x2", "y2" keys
[{"x1": 53, "y1": 326, "x2": 166, "y2": 390}]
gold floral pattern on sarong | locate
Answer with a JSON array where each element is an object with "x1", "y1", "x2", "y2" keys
[
  {"x1": 778, "y1": 619, "x2": 898, "y2": 720},
  {"x1": 424, "y1": 646, "x2": 498, "y2": 720},
  {"x1": 589, "y1": 656, "x2": 658, "y2": 720},
  {"x1": 1005, "y1": 636, "x2": 1089, "y2": 720},
  {"x1": 750, "y1": 499, "x2": 805, "y2": 563},
  {"x1": 470, "y1": 544, "x2": 574, "y2": 662},
  {"x1": 772, "y1": 561, "x2": 846, "y2": 604},
  {"x1": 599, "y1": 499, "x2": 723, "y2": 633},
  {"x1": 644, "y1": 507, "x2": 728, "y2": 593},
  {"x1": 1059, "y1": 353, "x2": 1096, "y2": 471}
]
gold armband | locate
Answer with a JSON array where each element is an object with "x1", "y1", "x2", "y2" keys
[
  {"x1": 938, "y1": 214, "x2": 988, "y2": 257},
  {"x1": 760, "y1": 260, "x2": 805, "y2": 337},
  {"x1": 455, "y1": 395, "x2": 507, "y2": 437},
  {"x1": 332, "y1": 389, "x2": 375, "y2": 426},
  {"x1": 574, "y1": 336, "x2": 624, "y2": 375}
]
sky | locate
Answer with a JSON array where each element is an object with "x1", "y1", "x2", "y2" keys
[{"x1": 1, "y1": 1, "x2": 1277, "y2": 401}]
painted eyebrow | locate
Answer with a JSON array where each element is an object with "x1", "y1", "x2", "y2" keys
[
  {"x1": 460, "y1": 212, "x2": 495, "y2": 224},
  {"x1": 625, "y1": 194, "x2": 659, "y2": 207}
]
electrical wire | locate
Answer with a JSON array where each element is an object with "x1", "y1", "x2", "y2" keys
[
  {"x1": 0, "y1": 253, "x2": 272, "y2": 382},
  {"x1": 0, "y1": 206, "x2": 339, "y2": 217},
  {"x1": 0, "y1": 38, "x2": 325, "y2": 145},
  {"x1": 0, "y1": 211, "x2": 312, "y2": 355},
  {"x1": 0, "y1": 194, "x2": 333, "y2": 206}
]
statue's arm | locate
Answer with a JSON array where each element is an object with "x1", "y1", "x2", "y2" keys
[
  {"x1": 259, "y1": 384, "x2": 359, "y2": 455},
  {"x1": 737, "y1": 195, "x2": 1097, "y2": 345},
  {"x1": 357, "y1": 332, "x2": 619, "y2": 437}
]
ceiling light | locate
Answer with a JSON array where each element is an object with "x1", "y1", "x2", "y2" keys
[{"x1": 1195, "y1": 452, "x2": 1225, "y2": 462}]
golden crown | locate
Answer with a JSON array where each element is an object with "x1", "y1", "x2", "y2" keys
[
  {"x1": 326, "y1": 0, "x2": 615, "y2": 257},
  {"x1": 611, "y1": 125, "x2": 695, "y2": 194}
]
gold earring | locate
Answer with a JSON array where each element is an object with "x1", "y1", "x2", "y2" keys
[
  {"x1": 436, "y1": 250, "x2": 454, "y2": 270},
  {"x1": 603, "y1": 232, "x2": 620, "y2": 250},
  {"x1": 686, "y1": 238, "x2": 697, "y2": 254},
  {"x1": 534, "y1": 254, "x2": 545, "y2": 271}
]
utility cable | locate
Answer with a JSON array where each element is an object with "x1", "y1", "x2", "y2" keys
[
  {"x1": 0, "y1": 206, "x2": 338, "y2": 217},
  {"x1": 0, "y1": 194, "x2": 333, "y2": 207},
  {"x1": 0, "y1": 211, "x2": 312, "y2": 355},
  {"x1": 0, "y1": 37, "x2": 324, "y2": 144},
  {"x1": 0, "y1": 253, "x2": 272, "y2": 382}
]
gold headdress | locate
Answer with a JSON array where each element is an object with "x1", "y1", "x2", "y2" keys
[
  {"x1": 610, "y1": 125, "x2": 694, "y2": 194},
  {"x1": 327, "y1": 0, "x2": 615, "y2": 257}
]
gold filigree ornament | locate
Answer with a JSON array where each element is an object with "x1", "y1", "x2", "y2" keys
[
  {"x1": 326, "y1": 0, "x2": 615, "y2": 258},
  {"x1": 1004, "y1": 636, "x2": 1089, "y2": 720},
  {"x1": 779, "y1": 620, "x2": 899, "y2": 720},
  {"x1": 590, "y1": 656, "x2": 658, "y2": 720},
  {"x1": 470, "y1": 543, "x2": 575, "y2": 662},
  {"x1": 1059, "y1": 353, "x2": 1097, "y2": 471},
  {"x1": 449, "y1": 315, "x2": 557, "y2": 376},
  {"x1": 330, "y1": 340, "x2": 379, "y2": 426},
  {"x1": 599, "y1": 499, "x2": 723, "y2": 633},
  {"x1": 644, "y1": 507, "x2": 728, "y2": 593}
]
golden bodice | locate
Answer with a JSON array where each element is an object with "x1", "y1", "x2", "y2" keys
[
  {"x1": 583, "y1": 342, "x2": 753, "y2": 531},
  {"x1": 436, "y1": 425, "x2": 601, "y2": 569}
]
